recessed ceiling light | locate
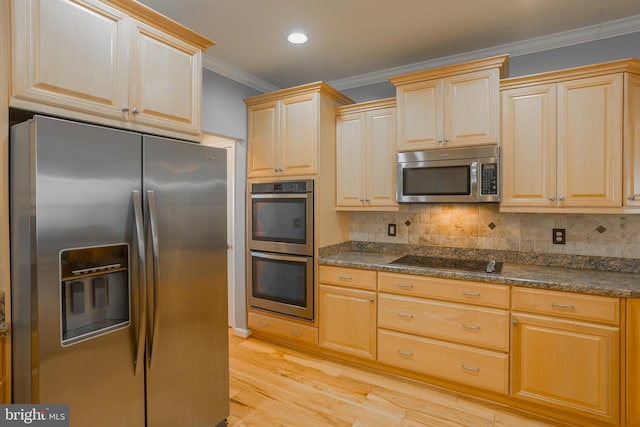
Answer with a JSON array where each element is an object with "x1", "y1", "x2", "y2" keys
[{"x1": 287, "y1": 32, "x2": 308, "y2": 45}]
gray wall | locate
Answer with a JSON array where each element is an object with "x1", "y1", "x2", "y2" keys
[
  {"x1": 200, "y1": 31, "x2": 640, "y2": 333},
  {"x1": 201, "y1": 32, "x2": 640, "y2": 119},
  {"x1": 508, "y1": 32, "x2": 640, "y2": 78},
  {"x1": 201, "y1": 69, "x2": 260, "y2": 140},
  {"x1": 340, "y1": 32, "x2": 640, "y2": 103},
  {"x1": 201, "y1": 70, "x2": 258, "y2": 334}
]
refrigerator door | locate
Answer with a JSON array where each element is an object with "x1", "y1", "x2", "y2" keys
[
  {"x1": 143, "y1": 135, "x2": 229, "y2": 427},
  {"x1": 10, "y1": 116, "x2": 145, "y2": 426}
]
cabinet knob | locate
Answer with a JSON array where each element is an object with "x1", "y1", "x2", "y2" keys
[
  {"x1": 559, "y1": 196, "x2": 565, "y2": 201},
  {"x1": 438, "y1": 139, "x2": 444, "y2": 144},
  {"x1": 122, "y1": 106, "x2": 129, "y2": 112},
  {"x1": 369, "y1": 297, "x2": 375, "y2": 303},
  {"x1": 629, "y1": 196, "x2": 637, "y2": 201},
  {"x1": 512, "y1": 319, "x2": 518, "y2": 325},
  {"x1": 444, "y1": 138, "x2": 449, "y2": 143},
  {"x1": 550, "y1": 196, "x2": 556, "y2": 201},
  {"x1": 132, "y1": 108, "x2": 140, "y2": 114}
]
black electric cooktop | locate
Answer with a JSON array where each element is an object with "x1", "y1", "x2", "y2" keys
[{"x1": 389, "y1": 255, "x2": 503, "y2": 274}]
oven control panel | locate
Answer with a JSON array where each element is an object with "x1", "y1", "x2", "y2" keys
[{"x1": 251, "y1": 179, "x2": 314, "y2": 194}]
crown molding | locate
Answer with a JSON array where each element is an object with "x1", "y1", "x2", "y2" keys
[
  {"x1": 203, "y1": 14, "x2": 640, "y2": 93},
  {"x1": 329, "y1": 14, "x2": 640, "y2": 90},
  {"x1": 202, "y1": 55, "x2": 280, "y2": 93}
]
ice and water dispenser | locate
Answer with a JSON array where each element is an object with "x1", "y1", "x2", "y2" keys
[{"x1": 60, "y1": 244, "x2": 130, "y2": 345}]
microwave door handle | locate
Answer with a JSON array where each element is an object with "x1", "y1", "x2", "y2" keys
[
  {"x1": 470, "y1": 161, "x2": 478, "y2": 198},
  {"x1": 132, "y1": 191, "x2": 146, "y2": 376}
]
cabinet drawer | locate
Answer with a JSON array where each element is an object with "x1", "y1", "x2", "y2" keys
[
  {"x1": 511, "y1": 288, "x2": 620, "y2": 325},
  {"x1": 378, "y1": 329, "x2": 508, "y2": 394},
  {"x1": 378, "y1": 294, "x2": 509, "y2": 351},
  {"x1": 378, "y1": 272, "x2": 509, "y2": 309},
  {"x1": 319, "y1": 265, "x2": 376, "y2": 290},
  {"x1": 248, "y1": 312, "x2": 318, "y2": 345}
]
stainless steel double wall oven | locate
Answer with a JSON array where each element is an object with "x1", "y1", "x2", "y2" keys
[{"x1": 248, "y1": 180, "x2": 314, "y2": 320}]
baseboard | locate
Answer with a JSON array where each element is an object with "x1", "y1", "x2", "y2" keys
[{"x1": 233, "y1": 327, "x2": 252, "y2": 338}]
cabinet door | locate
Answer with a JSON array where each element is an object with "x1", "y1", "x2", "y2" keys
[
  {"x1": 557, "y1": 74, "x2": 623, "y2": 208},
  {"x1": 280, "y1": 93, "x2": 319, "y2": 176},
  {"x1": 366, "y1": 107, "x2": 397, "y2": 208},
  {"x1": 625, "y1": 73, "x2": 640, "y2": 207},
  {"x1": 11, "y1": 0, "x2": 129, "y2": 119},
  {"x1": 444, "y1": 68, "x2": 500, "y2": 147},
  {"x1": 247, "y1": 101, "x2": 279, "y2": 178},
  {"x1": 128, "y1": 19, "x2": 202, "y2": 135},
  {"x1": 396, "y1": 79, "x2": 442, "y2": 151},
  {"x1": 511, "y1": 313, "x2": 620, "y2": 424},
  {"x1": 319, "y1": 284, "x2": 376, "y2": 360},
  {"x1": 627, "y1": 299, "x2": 640, "y2": 426},
  {"x1": 500, "y1": 84, "x2": 557, "y2": 208},
  {"x1": 336, "y1": 112, "x2": 367, "y2": 207}
]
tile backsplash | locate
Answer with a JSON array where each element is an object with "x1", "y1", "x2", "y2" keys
[{"x1": 350, "y1": 205, "x2": 640, "y2": 259}]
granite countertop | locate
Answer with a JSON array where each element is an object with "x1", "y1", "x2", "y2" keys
[{"x1": 319, "y1": 244, "x2": 640, "y2": 298}]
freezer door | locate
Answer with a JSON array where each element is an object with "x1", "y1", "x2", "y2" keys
[
  {"x1": 10, "y1": 116, "x2": 145, "y2": 426},
  {"x1": 143, "y1": 135, "x2": 229, "y2": 426}
]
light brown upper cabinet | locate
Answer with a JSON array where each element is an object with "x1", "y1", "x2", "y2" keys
[
  {"x1": 335, "y1": 98, "x2": 397, "y2": 210},
  {"x1": 501, "y1": 59, "x2": 640, "y2": 213},
  {"x1": 246, "y1": 82, "x2": 353, "y2": 178},
  {"x1": 10, "y1": 0, "x2": 212, "y2": 140},
  {"x1": 389, "y1": 55, "x2": 508, "y2": 152}
]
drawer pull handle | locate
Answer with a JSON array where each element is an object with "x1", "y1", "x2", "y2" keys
[
  {"x1": 291, "y1": 330, "x2": 302, "y2": 336},
  {"x1": 461, "y1": 365, "x2": 480, "y2": 373},
  {"x1": 462, "y1": 291, "x2": 481, "y2": 298},
  {"x1": 258, "y1": 320, "x2": 269, "y2": 327},
  {"x1": 551, "y1": 303, "x2": 575, "y2": 310},
  {"x1": 397, "y1": 283, "x2": 414, "y2": 289},
  {"x1": 339, "y1": 275, "x2": 353, "y2": 281},
  {"x1": 397, "y1": 312, "x2": 414, "y2": 318},
  {"x1": 462, "y1": 324, "x2": 481, "y2": 331},
  {"x1": 397, "y1": 350, "x2": 413, "y2": 357}
]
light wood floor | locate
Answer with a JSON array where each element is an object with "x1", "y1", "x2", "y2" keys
[{"x1": 227, "y1": 330, "x2": 570, "y2": 427}]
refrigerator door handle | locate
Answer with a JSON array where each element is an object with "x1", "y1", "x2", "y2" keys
[
  {"x1": 132, "y1": 190, "x2": 147, "y2": 375},
  {"x1": 146, "y1": 190, "x2": 161, "y2": 369}
]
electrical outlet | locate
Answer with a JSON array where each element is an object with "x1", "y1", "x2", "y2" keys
[
  {"x1": 388, "y1": 223, "x2": 396, "y2": 237},
  {"x1": 552, "y1": 228, "x2": 566, "y2": 244}
]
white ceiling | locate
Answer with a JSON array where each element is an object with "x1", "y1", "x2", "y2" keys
[{"x1": 137, "y1": 0, "x2": 640, "y2": 92}]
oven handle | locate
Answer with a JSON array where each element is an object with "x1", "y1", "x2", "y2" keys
[
  {"x1": 251, "y1": 251, "x2": 312, "y2": 263},
  {"x1": 250, "y1": 193, "x2": 312, "y2": 200}
]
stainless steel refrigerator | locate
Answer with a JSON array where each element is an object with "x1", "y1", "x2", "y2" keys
[{"x1": 10, "y1": 115, "x2": 229, "y2": 427}]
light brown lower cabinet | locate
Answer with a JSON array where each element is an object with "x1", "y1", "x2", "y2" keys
[
  {"x1": 0, "y1": 336, "x2": 4, "y2": 403},
  {"x1": 378, "y1": 329, "x2": 509, "y2": 394},
  {"x1": 318, "y1": 284, "x2": 377, "y2": 360},
  {"x1": 511, "y1": 287, "x2": 621, "y2": 425},
  {"x1": 248, "y1": 311, "x2": 318, "y2": 346},
  {"x1": 627, "y1": 299, "x2": 640, "y2": 426},
  {"x1": 511, "y1": 313, "x2": 620, "y2": 424},
  {"x1": 252, "y1": 265, "x2": 639, "y2": 426}
]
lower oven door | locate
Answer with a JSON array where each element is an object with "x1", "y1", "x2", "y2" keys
[{"x1": 248, "y1": 251, "x2": 314, "y2": 321}]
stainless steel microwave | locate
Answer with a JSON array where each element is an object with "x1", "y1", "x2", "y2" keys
[{"x1": 396, "y1": 145, "x2": 500, "y2": 203}]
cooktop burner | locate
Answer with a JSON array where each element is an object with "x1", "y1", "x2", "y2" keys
[{"x1": 389, "y1": 255, "x2": 503, "y2": 274}]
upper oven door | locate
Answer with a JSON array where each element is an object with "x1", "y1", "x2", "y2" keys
[
  {"x1": 397, "y1": 157, "x2": 478, "y2": 203},
  {"x1": 249, "y1": 192, "x2": 314, "y2": 256}
]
